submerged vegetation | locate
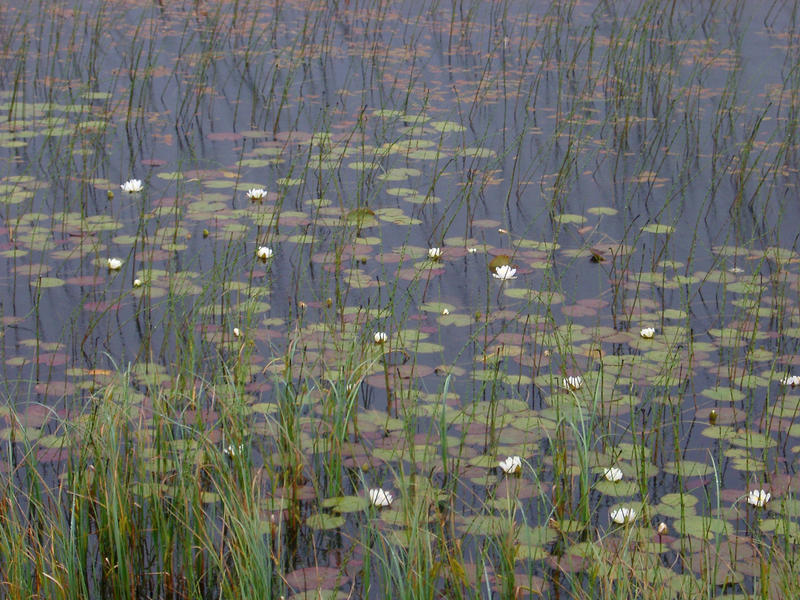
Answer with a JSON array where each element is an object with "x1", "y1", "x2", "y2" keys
[{"x1": 2, "y1": 0, "x2": 800, "y2": 597}]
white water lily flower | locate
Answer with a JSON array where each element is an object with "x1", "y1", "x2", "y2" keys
[
  {"x1": 428, "y1": 247, "x2": 443, "y2": 260},
  {"x1": 223, "y1": 443, "x2": 245, "y2": 456},
  {"x1": 246, "y1": 188, "x2": 268, "y2": 202},
  {"x1": 498, "y1": 456, "x2": 522, "y2": 474},
  {"x1": 747, "y1": 489, "x2": 771, "y2": 508},
  {"x1": 467, "y1": 247, "x2": 478, "y2": 254},
  {"x1": 441, "y1": 308, "x2": 450, "y2": 315},
  {"x1": 373, "y1": 331, "x2": 388, "y2": 344},
  {"x1": 603, "y1": 467, "x2": 623, "y2": 482},
  {"x1": 780, "y1": 375, "x2": 800, "y2": 387},
  {"x1": 133, "y1": 278, "x2": 142, "y2": 288},
  {"x1": 120, "y1": 179, "x2": 143, "y2": 193},
  {"x1": 256, "y1": 246, "x2": 273, "y2": 260},
  {"x1": 233, "y1": 327, "x2": 242, "y2": 338},
  {"x1": 492, "y1": 265, "x2": 517, "y2": 280},
  {"x1": 610, "y1": 507, "x2": 636, "y2": 524},
  {"x1": 368, "y1": 488, "x2": 393, "y2": 507},
  {"x1": 657, "y1": 522, "x2": 668, "y2": 535},
  {"x1": 640, "y1": 327, "x2": 655, "y2": 339},
  {"x1": 563, "y1": 375, "x2": 583, "y2": 391},
  {"x1": 107, "y1": 258, "x2": 123, "y2": 270}
]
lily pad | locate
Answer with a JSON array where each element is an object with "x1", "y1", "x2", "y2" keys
[
  {"x1": 430, "y1": 120, "x2": 465, "y2": 133},
  {"x1": 641, "y1": 223, "x2": 675, "y2": 234},
  {"x1": 663, "y1": 460, "x2": 714, "y2": 477},
  {"x1": 306, "y1": 513, "x2": 345, "y2": 530},
  {"x1": 321, "y1": 496, "x2": 370, "y2": 513}
]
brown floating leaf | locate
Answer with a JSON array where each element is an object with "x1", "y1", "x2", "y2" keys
[
  {"x1": 34, "y1": 352, "x2": 68, "y2": 366},
  {"x1": 284, "y1": 566, "x2": 347, "y2": 592},
  {"x1": 37, "y1": 447, "x2": 70, "y2": 463},
  {"x1": 561, "y1": 304, "x2": 596, "y2": 317},
  {"x1": 83, "y1": 301, "x2": 121, "y2": 312},
  {"x1": 64, "y1": 275, "x2": 105, "y2": 286},
  {"x1": 489, "y1": 255, "x2": 511, "y2": 271},
  {"x1": 22, "y1": 404, "x2": 54, "y2": 427},
  {"x1": 34, "y1": 381, "x2": 74, "y2": 396},
  {"x1": 206, "y1": 131, "x2": 243, "y2": 142}
]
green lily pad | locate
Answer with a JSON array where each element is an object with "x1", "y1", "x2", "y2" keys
[
  {"x1": 759, "y1": 519, "x2": 800, "y2": 537},
  {"x1": 377, "y1": 168, "x2": 420, "y2": 181},
  {"x1": 462, "y1": 515, "x2": 514, "y2": 536},
  {"x1": 306, "y1": 512, "x2": 345, "y2": 530},
  {"x1": 372, "y1": 109, "x2": 403, "y2": 118},
  {"x1": 553, "y1": 213, "x2": 586, "y2": 225},
  {"x1": 642, "y1": 223, "x2": 674, "y2": 234},
  {"x1": 459, "y1": 146, "x2": 496, "y2": 158},
  {"x1": 655, "y1": 494, "x2": 699, "y2": 519},
  {"x1": 679, "y1": 516, "x2": 729, "y2": 539},
  {"x1": 430, "y1": 120, "x2": 465, "y2": 133},
  {"x1": 663, "y1": 460, "x2": 714, "y2": 477},
  {"x1": 595, "y1": 480, "x2": 639, "y2": 497},
  {"x1": 407, "y1": 149, "x2": 442, "y2": 160},
  {"x1": 347, "y1": 161, "x2": 380, "y2": 171},
  {"x1": 701, "y1": 387, "x2": 745, "y2": 402},
  {"x1": 587, "y1": 206, "x2": 618, "y2": 216},
  {"x1": 516, "y1": 544, "x2": 548, "y2": 561},
  {"x1": 33, "y1": 277, "x2": 65, "y2": 288},
  {"x1": 321, "y1": 496, "x2": 369, "y2": 513},
  {"x1": 728, "y1": 431, "x2": 775, "y2": 449}
]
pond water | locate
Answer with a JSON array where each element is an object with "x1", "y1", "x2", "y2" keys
[{"x1": 2, "y1": 0, "x2": 800, "y2": 597}]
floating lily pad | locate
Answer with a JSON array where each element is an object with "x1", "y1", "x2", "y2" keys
[
  {"x1": 430, "y1": 120, "x2": 465, "y2": 133},
  {"x1": 321, "y1": 496, "x2": 370, "y2": 513},
  {"x1": 679, "y1": 516, "x2": 730, "y2": 539},
  {"x1": 727, "y1": 431, "x2": 775, "y2": 449},
  {"x1": 284, "y1": 566, "x2": 347, "y2": 592},
  {"x1": 347, "y1": 161, "x2": 379, "y2": 171},
  {"x1": 377, "y1": 168, "x2": 420, "y2": 181},
  {"x1": 553, "y1": 213, "x2": 586, "y2": 225},
  {"x1": 595, "y1": 480, "x2": 639, "y2": 497},
  {"x1": 663, "y1": 460, "x2": 713, "y2": 477},
  {"x1": 461, "y1": 515, "x2": 514, "y2": 536},
  {"x1": 372, "y1": 109, "x2": 403, "y2": 118},
  {"x1": 407, "y1": 149, "x2": 442, "y2": 160},
  {"x1": 587, "y1": 206, "x2": 618, "y2": 216},
  {"x1": 306, "y1": 512, "x2": 345, "y2": 530},
  {"x1": 33, "y1": 277, "x2": 65, "y2": 288},
  {"x1": 287, "y1": 591, "x2": 349, "y2": 600},
  {"x1": 641, "y1": 223, "x2": 674, "y2": 234},
  {"x1": 459, "y1": 146, "x2": 496, "y2": 158}
]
